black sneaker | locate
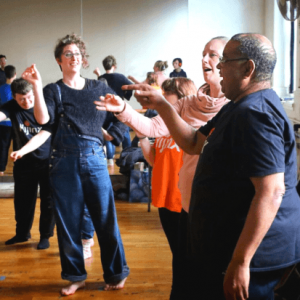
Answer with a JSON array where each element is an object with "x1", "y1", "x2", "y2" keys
[
  {"x1": 37, "y1": 238, "x2": 50, "y2": 250},
  {"x1": 5, "y1": 235, "x2": 30, "y2": 245}
]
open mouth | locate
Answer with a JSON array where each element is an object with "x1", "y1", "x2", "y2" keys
[{"x1": 204, "y1": 68, "x2": 212, "y2": 72}]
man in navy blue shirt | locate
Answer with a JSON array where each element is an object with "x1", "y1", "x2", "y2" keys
[{"x1": 120, "y1": 33, "x2": 300, "y2": 300}]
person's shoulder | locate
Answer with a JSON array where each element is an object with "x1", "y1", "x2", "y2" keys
[
  {"x1": 114, "y1": 72, "x2": 126, "y2": 79},
  {"x1": 1, "y1": 99, "x2": 19, "y2": 112},
  {"x1": 0, "y1": 83, "x2": 8, "y2": 92},
  {"x1": 242, "y1": 89, "x2": 280, "y2": 111},
  {"x1": 85, "y1": 78, "x2": 108, "y2": 90},
  {"x1": 174, "y1": 94, "x2": 197, "y2": 113},
  {"x1": 100, "y1": 73, "x2": 110, "y2": 79},
  {"x1": 1, "y1": 98, "x2": 15, "y2": 107},
  {"x1": 179, "y1": 94, "x2": 198, "y2": 105},
  {"x1": 44, "y1": 81, "x2": 62, "y2": 93},
  {"x1": 233, "y1": 89, "x2": 281, "y2": 124}
]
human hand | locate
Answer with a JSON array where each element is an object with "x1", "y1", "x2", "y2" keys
[
  {"x1": 223, "y1": 260, "x2": 250, "y2": 300},
  {"x1": 10, "y1": 150, "x2": 25, "y2": 162},
  {"x1": 93, "y1": 67, "x2": 101, "y2": 77},
  {"x1": 101, "y1": 128, "x2": 114, "y2": 141},
  {"x1": 122, "y1": 84, "x2": 167, "y2": 110},
  {"x1": 94, "y1": 94, "x2": 125, "y2": 113},
  {"x1": 22, "y1": 64, "x2": 42, "y2": 87}
]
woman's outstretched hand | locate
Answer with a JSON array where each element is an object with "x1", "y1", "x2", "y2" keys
[{"x1": 94, "y1": 94, "x2": 125, "y2": 113}]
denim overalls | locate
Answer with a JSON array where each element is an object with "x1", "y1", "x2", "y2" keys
[{"x1": 49, "y1": 86, "x2": 129, "y2": 283}]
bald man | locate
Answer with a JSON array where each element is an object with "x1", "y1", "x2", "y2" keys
[{"x1": 104, "y1": 33, "x2": 300, "y2": 299}]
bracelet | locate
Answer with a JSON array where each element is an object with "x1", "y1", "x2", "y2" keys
[
  {"x1": 138, "y1": 136, "x2": 147, "y2": 140},
  {"x1": 114, "y1": 102, "x2": 126, "y2": 115}
]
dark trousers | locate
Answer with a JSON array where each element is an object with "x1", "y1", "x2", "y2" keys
[
  {"x1": 0, "y1": 125, "x2": 12, "y2": 172},
  {"x1": 185, "y1": 266, "x2": 286, "y2": 300},
  {"x1": 158, "y1": 207, "x2": 181, "y2": 256},
  {"x1": 13, "y1": 159, "x2": 55, "y2": 239},
  {"x1": 170, "y1": 209, "x2": 192, "y2": 300}
]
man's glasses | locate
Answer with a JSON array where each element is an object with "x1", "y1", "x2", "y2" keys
[
  {"x1": 63, "y1": 52, "x2": 81, "y2": 59},
  {"x1": 219, "y1": 57, "x2": 249, "y2": 64}
]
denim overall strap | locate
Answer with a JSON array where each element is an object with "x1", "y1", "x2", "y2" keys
[{"x1": 49, "y1": 85, "x2": 129, "y2": 283}]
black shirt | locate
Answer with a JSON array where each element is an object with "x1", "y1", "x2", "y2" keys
[
  {"x1": 169, "y1": 69, "x2": 187, "y2": 78},
  {"x1": 99, "y1": 73, "x2": 132, "y2": 100},
  {"x1": 0, "y1": 100, "x2": 52, "y2": 162},
  {"x1": 0, "y1": 69, "x2": 6, "y2": 86},
  {"x1": 190, "y1": 89, "x2": 300, "y2": 272},
  {"x1": 43, "y1": 79, "x2": 127, "y2": 146}
]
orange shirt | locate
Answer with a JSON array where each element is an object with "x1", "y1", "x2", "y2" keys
[{"x1": 151, "y1": 135, "x2": 183, "y2": 212}]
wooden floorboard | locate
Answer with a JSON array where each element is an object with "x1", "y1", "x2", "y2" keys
[{"x1": 0, "y1": 199, "x2": 172, "y2": 299}]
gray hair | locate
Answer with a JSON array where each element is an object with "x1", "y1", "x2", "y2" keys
[
  {"x1": 210, "y1": 36, "x2": 229, "y2": 43},
  {"x1": 231, "y1": 33, "x2": 276, "y2": 82}
]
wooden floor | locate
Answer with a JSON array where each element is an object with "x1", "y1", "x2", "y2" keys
[{"x1": 0, "y1": 199, "x2": 172, "y2": 299}]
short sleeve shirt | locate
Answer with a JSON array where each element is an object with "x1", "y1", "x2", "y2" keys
[
  {"x1": 189, "y1": 89, "x2": 300, "y2": 272},
  {"x1": 0, "y1": 100, "x2": 52, "y2": 162}
]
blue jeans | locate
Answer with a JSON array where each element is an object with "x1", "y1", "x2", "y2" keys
[
  {"x1": 49, "y1": 116, "x2": 129, "y2": 283},
  {"x1": 105, "y1": 140, "x2": 115, "y2": 159},
  {"x1": 122, "y1": 126, "x2": 131, "y2": 149},
  {"x1": 81, "y1": 204, "x2": 94, "y2": 240}
]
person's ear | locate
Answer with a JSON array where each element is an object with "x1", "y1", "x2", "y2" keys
[
  {"x1": 244, "y1": 59, "x2": 255, "y2": 79},
  {"x1": 56, "y1": 58, "x2": 62, "y2": 66}
]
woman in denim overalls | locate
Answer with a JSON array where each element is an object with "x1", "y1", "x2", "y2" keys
[{"x1": 22, "y1": 34, "x2": 129, "y2": 296}]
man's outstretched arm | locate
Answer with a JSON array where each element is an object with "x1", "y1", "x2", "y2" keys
[{"x1": 95, "y1": 84, "x2": 206, "y2": 155}]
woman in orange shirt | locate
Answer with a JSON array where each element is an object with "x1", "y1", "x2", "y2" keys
[{"x1": 137, "y1": 78, "x2": 197, "y2": 256}]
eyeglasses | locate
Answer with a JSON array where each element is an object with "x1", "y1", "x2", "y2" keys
[
  {"x1": 63, "y1": 52, "x2": 81, "y2": 59},
  {"x1": 219, "y1": 57, "x2": 249, "y2": 64}
]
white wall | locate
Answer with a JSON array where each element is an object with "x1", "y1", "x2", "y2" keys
[
  {"x1": 188, "y1": 0, "x2": 265, "y2": 88},
  {"x1": 0, "y1": 0, "x2": 266, "y2": 108}
]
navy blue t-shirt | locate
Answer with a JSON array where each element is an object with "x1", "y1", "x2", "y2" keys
[
  {"x1": 169, "y1": 69, "x2": 187, "y2": 78},
  {"x1": 43, "y1": 79, "x2": 127, "y2": 146},
  {"x1": 0, "y1": 100, "x2": 52, "y2": 162},
  {"x1": 99, "y1": 73, "x2": 132, "y2": 100},
  {"x1": 190, "y1": 89, "x2": 300, "y2": 272}
]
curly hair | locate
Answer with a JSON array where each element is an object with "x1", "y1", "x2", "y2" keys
[
  {"x1": 162, "y1": 77, "x2": 197, "y2": 99},
  {"x1": 54, "y1": 33, "x2": 89, "y2": 69},
  {"x1": 231, "y1": 33, "x2": 276, "y2": 82}
]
